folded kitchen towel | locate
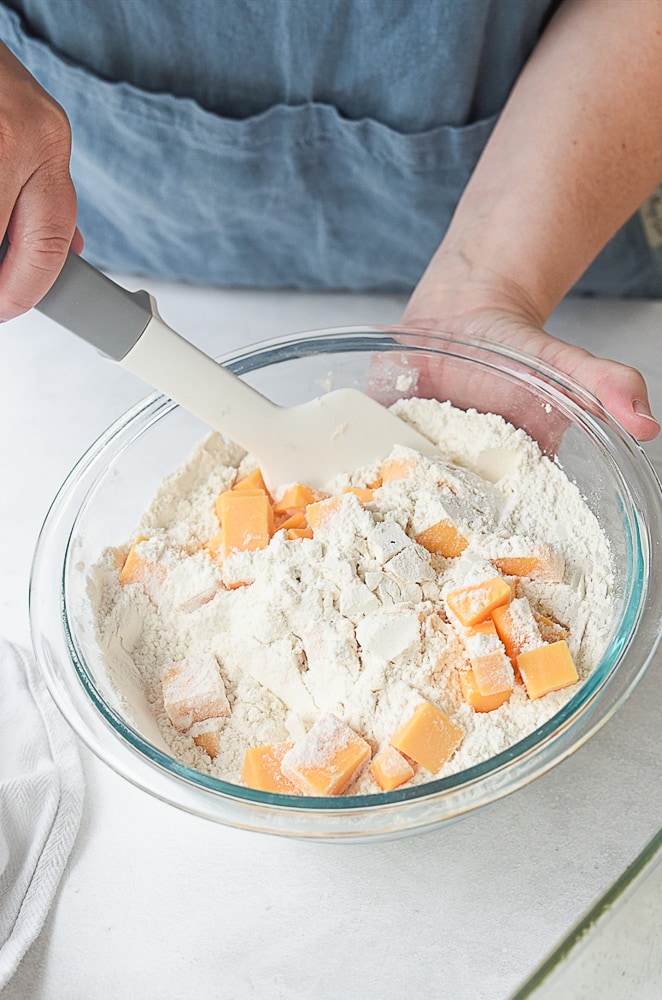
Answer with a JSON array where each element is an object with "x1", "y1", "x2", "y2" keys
[{"x1": 0, "y1": 641, "x2": 84, "y2": 989}]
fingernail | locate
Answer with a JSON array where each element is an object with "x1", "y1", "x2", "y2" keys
[{"x1": 633, "y1": 399, "x2": 661, "y2": 425}]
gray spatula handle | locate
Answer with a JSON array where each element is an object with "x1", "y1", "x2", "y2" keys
[
  {"x1": 0, "y1": 237, "x2": 153, "y2": 361},
  {"x1": 37, "y1": 251, "x2": 154, "y2": 361},
  {"x1": 1, "y1": 236, "x2": 280, "y2": 468}
]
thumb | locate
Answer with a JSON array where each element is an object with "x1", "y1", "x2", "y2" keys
[
  {"x1": 517, "y1": 329, "x2": 660, "y2": 442},
  {"x1": 0, "y1": 160, "x2": 79, "y2": 320}
]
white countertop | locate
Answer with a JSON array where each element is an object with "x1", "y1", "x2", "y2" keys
[{"x1": 1, "y1": 281, "x2": 660, "y2": 999}]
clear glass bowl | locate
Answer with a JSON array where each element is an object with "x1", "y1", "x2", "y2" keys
[{"x1": 29, "y1": 327, "x2": 662, "y2": 841}]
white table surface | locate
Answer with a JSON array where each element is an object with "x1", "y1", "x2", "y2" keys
[{"x1": 1, "y1": 281, "x2": 660, "y2": 1000}]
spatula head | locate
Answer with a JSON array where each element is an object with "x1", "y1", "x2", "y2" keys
[{"x1": 263, "y1": 388, "x2": 438, "y2": 489}]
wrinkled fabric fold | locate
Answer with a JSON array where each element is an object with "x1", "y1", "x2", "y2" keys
[
  {"x1": 0, "y1": 1, "x2": 660, "y2": 296},
  {"x1": 0, "y1": 641, "x2": 84, "y2": 990}
]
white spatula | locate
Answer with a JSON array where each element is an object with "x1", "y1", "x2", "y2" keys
[{"x1": 34, "y1": 252, "x2": 436, "y2": 488}]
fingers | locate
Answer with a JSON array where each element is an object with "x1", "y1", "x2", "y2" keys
[
  {"x1": 0, "y1": 157, "x2": 79, "y2": 320},
  {"x1": 367, "y1": 327, "x2": 571, "y2": 457},
  {"x1": 0, "y1": 42, "x2": 79, "y2": 320},
  {"x1": 537, "y1": 336, "x2": 659, "y2": 442},
  {"x1": 403, "y1": 307, "x2": 660, "y2": 444}
]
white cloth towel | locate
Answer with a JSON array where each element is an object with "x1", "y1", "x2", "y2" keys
[{"x1": 0, "y1": 641, "x2": 83, "y2": 989}]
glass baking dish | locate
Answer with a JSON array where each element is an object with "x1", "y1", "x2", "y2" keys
[{"x1": 511, "y1": 824, "x2": 662, "y2": 997}]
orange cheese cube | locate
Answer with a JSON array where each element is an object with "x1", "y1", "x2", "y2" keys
[
  {"x1": 517, "y1": 640, "x2": 579, "y2": 700},
  {"x1": 217, "y1": 490, "x2": 272, "y2": 557},
  {"x1": 286, "y1": 527, "x2": 314, "y2": 540},
  {"x1": 189, "y1": 718, "x2": 224, "y2": 758},
  {"x1": 366, "y1": 477, "x2": 383, "y2": 490},
  {"x1": 390, "y1": 700, "x2": 463, "y2": 773},
  {"x1": 273, "y1": 482, "x2": 320, "y2": 514},
  {"x1": 463, "y1": 620, "x2": 498, "y2": 640},
  {"x1": 215, "y1": 486, "x2": 263, "y2": 524},
  {"x1": 277, "y1": 510, "x2": 308, "y2": 531},
  {"x1": 492, "y1": 599, "x2": 543, "y2": 664},
  {"x1": 118, "y1": 534, "x2": 149, "y2": 583},
  {"x1": 459, "y1": 669, "x2": 513, "y2": 712},
  {"x1": 342, "y1": 487, "x2": 375, "y2": 504},
  {"x1": 241, "y1": 742, "x2": 299, "y2": 794},
  {"x1": 118, "y1": 538, "x2": 166, "y2": 600},
  {"x1": 232, "y1": 467, "x2": 271, "y2": 498},
  {"x1": 119, "y1": 545, "x2": 148, "y2": 586},
  {"x1": 113, "y1": 547, "x2": 128, "y2": 569},
  {"x1": 470, "y1": 650, "x2": 514, "y2": 697},
  {"x1": 415, "y1": 520, "x2": 468, "y2": 558},
  {"x1": 161, "y1": 655, "x2": 231, "y2": 732},
  {"x1": 445, "y1": 576, "x2": 511, "y2": 627},
  {"x1": 281, "y1": 715, "x2": 371, "y2": 796},
  {"x1": 204, "y1": 530, "x2": 224, "y2": 562},
  {"x1": 370, "y1": 745, "x2": 415, "y2": 791},
  {"x1": 493, "y1": 544, "x2": 564, "y2": 583},
  {"x1": 381, "y1": 455, "x2": 418, "y2": 481},
  {"x1": 306, "y1": 495, "x2": 345, "y2": 534}
]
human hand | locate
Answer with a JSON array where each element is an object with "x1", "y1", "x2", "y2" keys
[
  {"x1": 401, "y1": 257, "x2": 660, "y2": 445},
  {"x1": 0, "y1": 42, "x2": 82, "y2": 321},
  {"x1": 392, "y1": 0, "x2": 662, "y2": 449}
]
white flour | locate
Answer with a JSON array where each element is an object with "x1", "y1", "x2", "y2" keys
[{"x1": 90, "y1": 399, "x2": 614, "y2": 794}]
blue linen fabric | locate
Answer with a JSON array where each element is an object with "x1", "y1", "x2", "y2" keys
[{"x1": 1, "y1": 0, "x2": 660, "y2": 296}]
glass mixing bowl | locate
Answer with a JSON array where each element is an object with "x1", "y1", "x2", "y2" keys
[{"x1": 29, "y1": 328, "x2": 662, "y2": 841}]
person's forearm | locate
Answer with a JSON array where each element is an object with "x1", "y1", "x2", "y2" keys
[{"x1": 418, "y1": 0, "x2": 662, "y2": 323}]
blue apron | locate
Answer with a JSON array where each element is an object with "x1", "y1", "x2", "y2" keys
[{"x1": 1, "y1": 0, "x2": 660, "y2": 296}]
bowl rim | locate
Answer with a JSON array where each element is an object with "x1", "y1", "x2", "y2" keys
[{"x1": 29, "y1": 326, "x2": 662, "y2": 839}]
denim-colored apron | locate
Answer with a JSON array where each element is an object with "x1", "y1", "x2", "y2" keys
[{"x1": 1, "y1": 0, "x2": 660, "y2": 296}]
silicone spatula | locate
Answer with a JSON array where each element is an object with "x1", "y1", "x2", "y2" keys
[{"x1": 32, "y1": 251, "x2": 436, "y2": 488}]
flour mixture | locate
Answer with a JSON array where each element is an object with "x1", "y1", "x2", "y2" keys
[{"x1": 91, "y1": 399, "x2": 613, "y2": 796}]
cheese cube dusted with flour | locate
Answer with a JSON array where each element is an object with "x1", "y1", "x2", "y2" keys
[
  {"x1": 370, "y1": 745, "x2": 415, "y2": 791},
  {"x1": 161, "y1": 655, "x2": 231, "y2": 732},
  {"x1": 306, "y1": 492, "x2": 372, "y2": 542},
  {"x1": 381, "y1": 450, "x2": 420, "y2": 482},
  {"x1": 118, "y1": 537, "x2": 166, "y2": 603},
  {"x1": 490, "y1": 539, "x2": 565, "y2": 583},
  {"x1": 281, "y1": 714, "x2": 372, "y2": 796},
  {"x1": 445, "y1": 576, "x2": 511, "y2": 628},
  {"x1": 491, "y1": 597, "x2": 543, "y2": 664},
  {"x1": 459, "y1": 669, "x2": 512, "y2": 713},
  {"x1": 459, "y1": 623, "x2": 514, "y2": 698},
  {"x1": 241, "y1": 742, "x2": 299, "y2": 794},
  {"x1": 461, "y1": 621, "x2": 503, "y2": 659},
  {"x1": 415, "y1": 520, "x2": 468, "y2": 558},
  {"x1": 470, "y1": 650, "x2": 514, "y2": 698},
  {"x1": 219, "y1": 489, "x2": 273, "y2": 557},
  {"x1": 189, "y1": 717, "x2": 225, "y2": 758},
  {"x1": 411, "y1": 495, "x2": 470, "y2": 558}
]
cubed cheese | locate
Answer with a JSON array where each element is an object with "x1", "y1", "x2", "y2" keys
[
  {"x1": 517, "y1": 640, "x2": 579, "y2": 700},
  {"x1": 281, "y1": 715, "x2": 371, "y2": 796},
  {"x1": 161, "y1": 655, "x2": 231, "y2": 732},
  {"x1": 389, "y1": 700, "x2": 463, "y2": 773}
]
